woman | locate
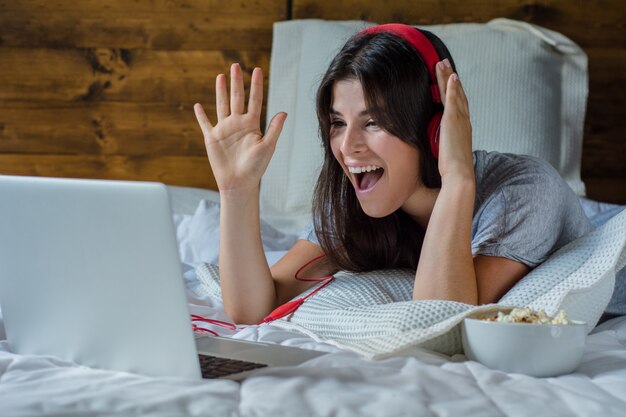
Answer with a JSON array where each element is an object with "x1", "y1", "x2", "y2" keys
[{"x1": 193, "y1": 24, "x2": 592, "y2": 324}]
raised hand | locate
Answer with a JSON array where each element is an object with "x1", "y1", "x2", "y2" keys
[
  {"x1": 194, "y1": 63, "x2": 287, "y2": 194},
  {"x1": 434, "y1": 59, "x2": 474, "y2": 183}
]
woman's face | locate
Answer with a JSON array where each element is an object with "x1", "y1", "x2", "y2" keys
[{"x1": 329, "y1": 79, "x2": 423, "y2": 218}]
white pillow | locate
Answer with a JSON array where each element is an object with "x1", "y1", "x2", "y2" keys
[
  {"x1": 196, "y1": 209, "x2": 626, "y2": 359},
  {"x1": 261, "y1": 18, "x2": 588, "y2": 234},
  {"x1": 174, "y1": 199, "x2": 298, "y2": 266},
  {"x1": 167, "y1": 185, "x2": 220, "y2": 216}
]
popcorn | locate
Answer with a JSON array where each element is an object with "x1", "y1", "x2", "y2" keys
[{"x1": 483, "y1": 307, "x2": 572, "y2": 325}]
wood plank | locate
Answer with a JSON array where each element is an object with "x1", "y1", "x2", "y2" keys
[
  {"x1": 292, "y1": 0, "x2": 626, "y2": 48},
  {"x1": 582, "y1": 177, "x2": 626, "y2": 204},
  {"x1": 582, "y1": 103, "x2": 626, "y2": 177},
  {"x1": 0, "y1": 47, "x2": 269, "y2": 103},
  {"x1": 587, "y1": 48, "x2": 626, "y2": 101},
  {"x1": 0, "y1": 102, "x2": 207, "y2": 156},
  {"x1": 0, "y1": 154, "x2": 217, "y2": 190},
  {"x1": 0, "y1": 99, "x2": 271, "y2": 156},
  {"x1": 0, "y1": 0, "x2": 285, "y2": 50},
  {"x1": 0, "y1": 0, "x2": 281, "y2": 13}
]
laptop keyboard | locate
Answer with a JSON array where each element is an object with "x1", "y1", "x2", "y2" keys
[{"x1": 198, "y1": 354, "x2": 268, "y2": 379}]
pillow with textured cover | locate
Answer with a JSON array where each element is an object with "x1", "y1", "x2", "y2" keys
[
  {"x1": 261, "y1": 18, "x2": 588, "y2": 234},
  {"x1": 197, "y1": 209, "x2": 626, "y2": 359}
]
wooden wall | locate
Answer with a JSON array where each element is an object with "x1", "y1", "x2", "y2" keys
[
  {"x1": 0, "y1": 0, "x2": 284, "y2": 190},
  {"x1": 1, "y1": 0, "x2": 624, "y2": 203}
]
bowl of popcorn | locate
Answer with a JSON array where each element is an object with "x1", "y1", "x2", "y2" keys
[{"x1": 462, "y1": 307, "x2": 587, "y2": 377}]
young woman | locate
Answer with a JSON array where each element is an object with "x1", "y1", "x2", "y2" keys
[{"x1": 193, "y1": 24, "x2": 592, "y2": 324}]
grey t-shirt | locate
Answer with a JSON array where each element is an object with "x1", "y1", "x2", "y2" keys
[{"x1": 299, "y1": 150, "x2": 593, "y2": 268}]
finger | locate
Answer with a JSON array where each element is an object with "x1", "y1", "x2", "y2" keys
[
  {"x1": 194, "y1": 103, "x2": 213, "y2": 138},
  {"x1": 445, "y1": 72, "x2": 457, "y2": 101},
  {"x1": 435, "y1": 58, "x2": 453, "y2": 105},
  {"x1": 264, "y1": 112, "x2": 288, "y2": 150},
  {"x1": 230, "y1": 63, "x2": 245, "y2": 115},
  {"x1": 215, "y1": 73, "x2": 229, "y2": 122},
  {"x1": 248, "y1": 67, "x2": 264, "y2": 118},
  {"x1": 446, "y1": 73, "x2": 470, "y2": 116},
  {"x1": 453, "y1": 73, "x2": 469, "y2": 105}
]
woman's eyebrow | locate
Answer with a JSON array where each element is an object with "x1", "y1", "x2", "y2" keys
[{"x1": 329, "y1": 108, "x2": 370, "y2": 117}]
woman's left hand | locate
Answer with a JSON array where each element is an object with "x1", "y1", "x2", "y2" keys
[{"x1": 435, "y1": 59, "x2": 474, "y2": 183}]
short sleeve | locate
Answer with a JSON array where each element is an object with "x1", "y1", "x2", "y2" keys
[
  {"x1": 471, "y1": 168, "x2": 591, "y2": 268},
  {"x1": 298, "y1": 221, "x2": 320, "y2": 246}
]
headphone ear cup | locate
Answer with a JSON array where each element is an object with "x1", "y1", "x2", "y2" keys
[{"x1": 426, "y1": 111, "x2": 443, "y2": 159}]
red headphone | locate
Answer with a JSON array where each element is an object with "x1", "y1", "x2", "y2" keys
[{"x1": 359, "y1": 24, "x2": 443, "y2": 159}]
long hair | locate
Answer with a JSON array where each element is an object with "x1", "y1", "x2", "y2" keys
[{"x1": 312, "y1": 29, "x2": 457, "y2": 272}]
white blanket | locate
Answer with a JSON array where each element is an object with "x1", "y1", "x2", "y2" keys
[
  {"x1": 1, "y1": 193, "x2": 625, "y2": 416},
  {"x1": 1, "y1": 302, "x2": 625, "y2": 416}
]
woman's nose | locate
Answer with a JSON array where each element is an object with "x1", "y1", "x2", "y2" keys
[{"x1": 339, "y1": 126, "x2": 366, "y2": 155}]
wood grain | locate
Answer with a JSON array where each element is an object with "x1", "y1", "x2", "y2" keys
[
  {"x1": 587, "y1": 49, "x2": 626, "y2": 101},
  {"x1": 0, "y1": 47, "x2": 269, "y2": 103},
  {"x1": 0, "y1": 0, "x2": 280, "y2": 190},
  {"x1": 0, "y1": 0, "x2": 623, "y2": 202},
  {"x1": 583, "y1": 177, "x2": 626, "y2": 205},
  {"x1": 582, "y1": 102, "x2": 626, "y2": 177},
  {"x1": 0, "y1": 102, "x2": 206, "y2": 156},
  {"x1": 0, "y1": 0, "x2": 285, "y2": 50},
  {"x1": 0, "y1": 154, "x2": 217, "y2": 189},
  {"x1": 292, "y1": 0, "x2": 626, "y2": 48}
]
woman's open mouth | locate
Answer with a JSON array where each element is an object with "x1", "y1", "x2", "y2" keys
[{"x1": 349, "y1": 165, "x2": 384, "y2": 192}]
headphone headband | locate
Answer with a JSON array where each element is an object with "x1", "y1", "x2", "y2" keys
[{"x1": 359, "y1": 24, "x2": 442, "y2": 104}]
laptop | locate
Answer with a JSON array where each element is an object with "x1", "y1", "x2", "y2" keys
[{"x1": 0, "y1": 175, "x2": 325, "y2": 380}]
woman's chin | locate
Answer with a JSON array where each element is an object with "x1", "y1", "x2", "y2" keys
[{"x1": 358, "y1": 201, "x2": 394, "y2": 218}]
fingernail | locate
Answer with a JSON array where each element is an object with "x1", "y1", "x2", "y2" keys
[
  {"x1": 443, "y1": 58, "x2": 451, "y2": 69},
  {"x1": 451, "y1": 73, "x2": 458, "y2": 82},
  {"x1": 437, "y1": 61, "x2": 444, "y2": 71}
]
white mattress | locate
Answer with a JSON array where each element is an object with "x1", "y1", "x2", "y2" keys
[{"x1": 0, "y1": 186, "x2": 625, "y2": 417}]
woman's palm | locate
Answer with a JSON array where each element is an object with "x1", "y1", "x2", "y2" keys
[{"x1": 194, "y1": 64, "x2": 287, "y2": 193}]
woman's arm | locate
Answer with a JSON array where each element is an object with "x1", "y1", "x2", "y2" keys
[
  {"x1": 413, "y1": 172, "x2": 478, "y2": 304},
  {"x1": 220, "y1": 189, "x2": 333, "y2": 322},
  {"x1": 412, "y1": 62, "x2": 529, "y2": 305},
  {"x1": 474, "y1": 255, "x2": 530, "y2": 304},
  {"x1": 194, "y1": 64, "x2": 334, "y2": 324}
]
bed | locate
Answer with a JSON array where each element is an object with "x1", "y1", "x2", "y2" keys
[{"x1": 1, "y1": 19, "x2": 626, "y2": 417}]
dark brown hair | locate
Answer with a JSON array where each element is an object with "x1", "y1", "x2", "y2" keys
[{"x1": 312, "y1": 29, "x2": 457, "y2": 272}]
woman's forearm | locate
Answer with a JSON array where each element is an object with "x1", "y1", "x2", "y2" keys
[
  {"x1": 413, "y1": 175, "x2": 477, "y2": 304},
  {"x1": 218, "y1": 188, "x2": 277, "y2": 323},
  {"x1": 193, "y1": 64, "x2": 288, "y2": 323}
]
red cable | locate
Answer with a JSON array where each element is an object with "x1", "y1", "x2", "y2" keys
[
  {"x1": 191, "y1": 314, "x2": 238, "y2": 335},
  {"x1": 191, "y1": 314, "x2": 237, "y2": 330},
  {"x1": 257, "y1": 276, "x2": 334, "y2": 324},
  {"x1": 192, "y1": 254, "x2": 335, "y2": 331},
  {"x1": 258, "y1": 254, "x2": 335, "y2": 324},
  {"x1": 294, "y1": 254, "x2": 334, "y2": 282}
]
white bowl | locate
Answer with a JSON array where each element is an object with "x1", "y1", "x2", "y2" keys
[{"x1": 462, "y1": 317, "x2": 587, "y2": 377}]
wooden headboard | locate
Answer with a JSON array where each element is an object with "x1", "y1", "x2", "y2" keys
[{"x1": 1, "y1": 1, "x2": 624, "y2": 203}]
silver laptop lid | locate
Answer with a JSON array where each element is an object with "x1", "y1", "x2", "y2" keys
[{"x1": 0, "y1": 175, "x2": 201, "y2": 379}]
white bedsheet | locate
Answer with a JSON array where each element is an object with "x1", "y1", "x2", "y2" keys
[
  {"x1": 1, "y1": 297, "x2": 625, "y2": 417},
  {"x1": 1, "y1": 191, "x2": 625, "y2": 417}
]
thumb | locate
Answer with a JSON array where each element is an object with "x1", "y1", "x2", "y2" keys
[{"x1": 264, "y1": 112, "x2": 288, "y2": 149}]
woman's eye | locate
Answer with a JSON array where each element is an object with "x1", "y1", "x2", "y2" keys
[
  {"x1": 330, "y1": 120, "x2": 345, "y2": 128},
  {"x1": 366, "y1": 120, "x2": 378, "y2": 128}
]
